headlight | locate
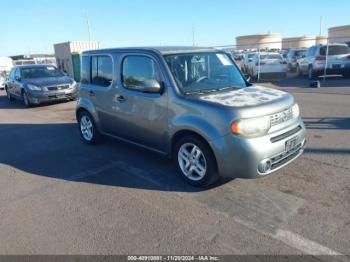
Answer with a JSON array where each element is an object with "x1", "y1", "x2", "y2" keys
[
  {"x1": 27, "y1": 84, "x2": 42, "y2": 91},
  {"x1": 70, "y1": 81, "x2": 77, "y2": 88},
  {"x1": 231, "y1": 115, "x2": 271, "y2": 138},
  {"x1": 292, "y1": 103, "x2": 300, "y2": 118}
]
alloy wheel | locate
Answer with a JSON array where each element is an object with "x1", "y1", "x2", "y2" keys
[
  {"x1": 80, "y1": 115, "x2": 94, "y2": 141},
  {"x1": 178, "y1": 143, "x2": 207, "y2": 181}
]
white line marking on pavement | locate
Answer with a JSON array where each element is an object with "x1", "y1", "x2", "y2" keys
[{"x1": 274, "y1": 229, "x2": 344, "y2": 256}]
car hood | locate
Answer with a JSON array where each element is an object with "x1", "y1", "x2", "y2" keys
[
  {"x1": 195, "y1": 85, "x2": 294, "y2": 118},
  {"x1": 25, "y1": 76, "x2": 73, "y2": 87}
]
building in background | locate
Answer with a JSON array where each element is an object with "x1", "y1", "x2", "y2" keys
[
  {"x1": 235, "y1": 33, "x2": 282, "y2": 51},
  {"x1": 315, "y1": 36, "x2": 328, "y2": 45},
  {"x1": 10, "y1": 54, "x2": 56, "y2": 66},
  {"x1": 328, "y1": 25, "x2": 350, "y2": 46},
  {"x1": 54, "y1": 41, "x2": 100, "y2": 81},
  {"x1": 282, "y1": 36, "x2": 317, "y2": 49}
]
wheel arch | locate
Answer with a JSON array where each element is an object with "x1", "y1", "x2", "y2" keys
[{"x1": 170, "y1": 129, "x2": 218, "y2": 170}]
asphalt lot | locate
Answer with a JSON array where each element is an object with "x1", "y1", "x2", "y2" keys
[{"x1": 0, "y1": 76, "x2": 349, "y2": 258}]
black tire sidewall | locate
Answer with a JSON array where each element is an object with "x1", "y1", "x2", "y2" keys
[
  {"x1": 308, "y1": 66, "x2": 315, "y2": 80},
  {"x1": 6, "y1": 88, "x2": 13, "y2": 101},
  {"x1": 174, "y1": 135, "x2": 218, "y2": 187},
  {"x1": 22, "y1": 92, "x2": 31, "y2": 107}
]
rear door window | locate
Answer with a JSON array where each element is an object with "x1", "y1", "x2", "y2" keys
[{"x1": 91, "y1": 56, "x2": 113, "y2": 87}]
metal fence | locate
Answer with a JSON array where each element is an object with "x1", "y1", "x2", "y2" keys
[{"x1": 213, "y1": 35, "x2": 350, "y2": 83}]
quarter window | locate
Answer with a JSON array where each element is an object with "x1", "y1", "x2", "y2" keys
[
  {"x1": 91, "y1": 56, "x2": 113, "y2": 87},
  {"x1": 81, "y1": 56, "x2": 90, "y2": 84},
  {"x1": 122, "y1": 56, "x2": 160, "y2": 91}
]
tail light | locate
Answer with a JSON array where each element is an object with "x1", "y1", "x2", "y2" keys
[{"x1": 315, "y1": 56, "x2": 326, "y2": 61}]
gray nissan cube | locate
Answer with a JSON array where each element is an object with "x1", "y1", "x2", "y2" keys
[{"x1": 76, "y1": 47, "x2": 306, "y2": 187}]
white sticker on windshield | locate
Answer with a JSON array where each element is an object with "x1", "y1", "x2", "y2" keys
[
  {"x1": 216, "y1": 54, "x2": 233, "y2": 66},
  {"x1": 47, "y1": 66, "x2": 55, "y2": 71}
]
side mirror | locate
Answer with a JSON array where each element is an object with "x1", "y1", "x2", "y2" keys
[
  {"x1": 15, "y1": 76, "x2": 21, "y2": 81},
  {"x1": 138, "y1": 79, "x2": 162, "y2": 93}
]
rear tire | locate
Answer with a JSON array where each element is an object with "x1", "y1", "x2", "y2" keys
[
  {"x1": 308, "y1": 66, "x2": 317, "y2": 80},
  {"x1": 296, "y1": 64, "x2": 302, "y2": 76},
  {"x1": 78, "y1": 110, "x2": 102, "y2": 145},
  {"x1": 6, "y1": 88, "x2": 14, "y2": 101},
  {"x1": 174, "y1": 135, "x2": 219, "y2": 187}
]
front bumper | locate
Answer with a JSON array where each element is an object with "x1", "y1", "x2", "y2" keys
[
  {"x1": 210, "y1": 117, "x2": 306, "y2": 179},
  {"x1": 27, "y1": 88, "x2": 78, "y2": 104}
]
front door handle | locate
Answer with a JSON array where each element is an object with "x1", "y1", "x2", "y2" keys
[
  {"x1": 117, "y1": 95, "x2": 126, "y2": 103},
  {"x1": 89, "y1": 90, "x2": 95, "y2": 96}
]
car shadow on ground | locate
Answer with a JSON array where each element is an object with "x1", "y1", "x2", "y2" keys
[
  {"x1": 303, "y1": 117, "x2": 350, "y2": 130},
  {"x1": 0, "y1": 122, "x2": 231, "y2": 193}
]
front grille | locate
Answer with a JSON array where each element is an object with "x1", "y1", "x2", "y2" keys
[
  {"x1": 46, "y1": 84, "x2": 69, "y2": 91},
  {"x1": 270, "y1": 107, "x2": 293, "y2": 127},
  {"x1": 270, "y1": 126, "x2": 302, "y2": 143},
  {"x1": 270, "y1": 142, "x2": 304, "y2": 171}
]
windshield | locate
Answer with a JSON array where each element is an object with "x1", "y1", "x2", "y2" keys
[
  {"x1": 164, "y1": 52, "x2": 247, "y2": 94},
  {"x1": 21, "y1": 66, "x2": 64, "y2": 79}
]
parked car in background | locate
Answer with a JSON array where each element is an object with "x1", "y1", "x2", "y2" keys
[
  {"x1": 248, "y1": 52, "x2": 287, "y2": 80},
  {"x1": 0, "y1": 72, "x2": 7, "y2": 90},
  {"x1": 241, "y1": 52, "x2": 256, "y2": 74},
  {"x1": 0, "y1": 57, "x2": 14, "y2": 89},
  {"x1": 286, "y1": 49, "x2": 306, "y2": 72},
  {"x1": 76, "y1": 46, "x2": 305, "y2": 187},
  {"x1": 297, "y1": 43, "x2": 350, "y2": 79},
  {"x1": 5, "y1": 64, "x2": 78, "y2": 106}
]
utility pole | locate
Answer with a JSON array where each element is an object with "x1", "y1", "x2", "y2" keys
[
  {"x1": 85, "y1": 12, "x2": 92, "y2": 41},
  {"x1": 192, "y1": 24, "x2": 195, "y2": 47}
]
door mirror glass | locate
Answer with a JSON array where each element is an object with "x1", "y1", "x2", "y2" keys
[{"x1": 138, "y1": 79, "x2": 162, "y2": 93}]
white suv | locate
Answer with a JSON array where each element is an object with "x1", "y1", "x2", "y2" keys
[{"x1": 297, "y1": 43, "x2": 350, "y2": 79}]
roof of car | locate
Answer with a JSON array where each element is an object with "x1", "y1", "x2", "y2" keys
[
  {"x1": 83, "y1": 46, "x2": 219, "y2": 55},
  {"x1": 13, "y1": 64, "x2": 56, "y2": 69}
]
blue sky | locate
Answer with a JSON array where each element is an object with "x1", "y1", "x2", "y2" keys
[{"x1": 0, "y1": 0, "x2": 349, "y2": 56}]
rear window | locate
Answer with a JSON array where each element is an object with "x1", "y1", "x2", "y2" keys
[
  {"x1": 294, "y1": 50, "x2": 305, "y2": 56},
  {"x1": 260, "y1": 54, "x2": 282, "y2": 60},
  {"x1": 320, "y1": 45, "x2": 350, "y2": 56}
]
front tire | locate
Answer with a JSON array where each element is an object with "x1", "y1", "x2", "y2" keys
[
  {"x1": 22, "y1": 91, "x2": 31, "y2": 107},
  {"x1": 78, "y1": 111, "x2": 101, "y2": 144},
  {"x1": 174, "y1": 135, "x2": 219, "y2": 187}
]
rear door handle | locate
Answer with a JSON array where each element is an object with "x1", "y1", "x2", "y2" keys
[
  {"x1": 89, "y1": 90, "x2": 95, "y2": 96},
  {"x1": 117, "y1": 95, "x2": 126, "y2": 103}
]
